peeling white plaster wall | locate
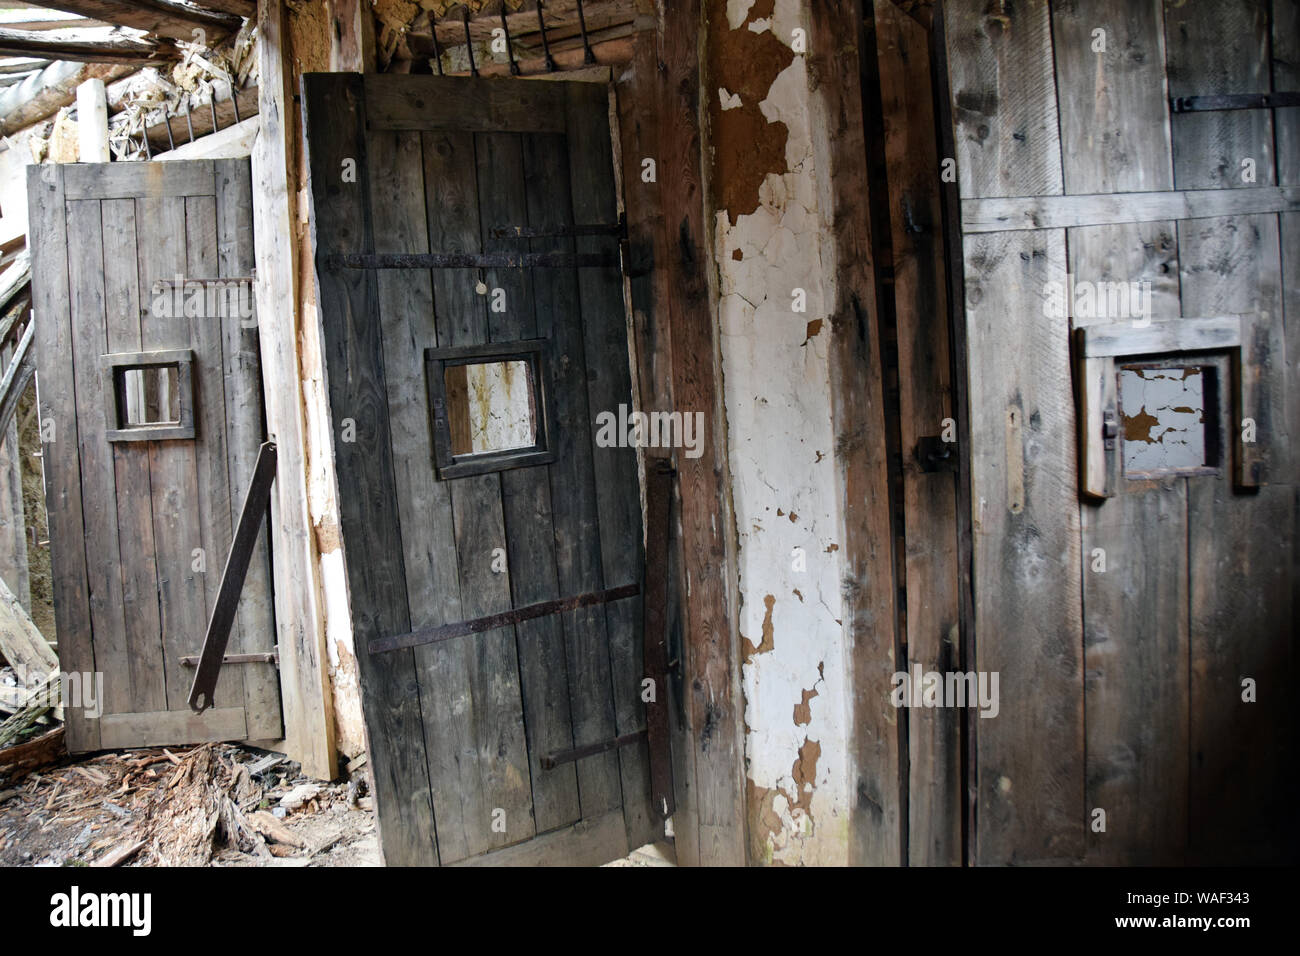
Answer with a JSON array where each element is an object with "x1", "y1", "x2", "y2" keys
[{"x1": 714, "y1": 0, "x2": 851, "y2": 865}]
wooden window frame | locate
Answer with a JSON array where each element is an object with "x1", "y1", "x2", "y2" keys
[
  {"x1": 424, "y1": 338, "x2": 556, "y2": 479},
  {"x1": 101, "y1": 348, "x2": 196, "y2": 442},
  {"x1": 1074, "y1": 316, "x2": 1252, "y2": 498}
]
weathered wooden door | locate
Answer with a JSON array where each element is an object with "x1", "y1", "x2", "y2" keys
[
  {"x1": 303, "y1": 74, "x2": 659, "y2": 865},
  {"x1": 28, "y1": 159, "x2": 281, "y2": 753},
  {"x1": 942, "y1": 0, "x2": 1297, "y2": 864}
]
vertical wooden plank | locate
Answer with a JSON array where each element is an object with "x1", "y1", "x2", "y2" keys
[
  {"x1": 1274, "y1": 0, "x2": 1299, "y2": 485},
  {"x1": 1052, "y1": 0, "x2": 1190, "y2": 865},
  {"x1": 1165, "y1": 0, "x2": 1274, "y2": 190},
  {"x1": 99, "y1": 197, "x2": 167, "y2": 715},
  {"x1": 301, "y1": 71, "x2": 437, "y2": 865},
  {"x1": 65, "y1": 197, "x2": 133, "y2": 721},
  {"x1": 27, "y1": 164, "x2": 97, "y2": 750},
  {"x1": 614, "y1": 18, "x2": 701, "y2": 868},
  {"x1": 185, "y1": 192, "x2": 245, "y2": 715},
  {"x1": 944, "y1": 0, "x2": 1084, "y2": 865},
  {"x1": 562, "y1": 82, "x2": 655, "y2": 843},
  {"x1": 252, "y1": 0, "x2": 336, "y2": 781},
  {"x1": 963, "y1": 229, "x2": 1084, "y2": 864},
  {"x1": 460, "y1": 128, "x2": 538, "y2": 849},
  {"x1": 808, "y1": 0, "x2": 903, "y2": 866},
  {"x1": 214, "y1": 157, "x2": 280, "y2": 740},
  {"x1": 943, "y1": 0, "x2": 1063, "y2": 200},
  {"x1": 875, "y1": 0, "x2": 961, "y2": 867},
  {"x1": 0, "y1": 401, "x2": 28, "y2": 611},
  {"x1": 1167, "y1": 0, "x2": 1292, "y2": 862},
  {"x1": 136, "y1": 188, "x2": 210, "y2": 714},
  {"x1": 367, "y1": 128, "x2": 475, "y2": 863},
  {"x1": 1052, "y1": 0, "x2": 1173, "y2": 195}
]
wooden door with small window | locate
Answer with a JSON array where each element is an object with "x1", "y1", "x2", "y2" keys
[
  {"x1": 302, "y1": 74, "x2": 662, "y2": 866},
  {"x1": 28, "y1": 159, "x2": 281, "y2": 753}
]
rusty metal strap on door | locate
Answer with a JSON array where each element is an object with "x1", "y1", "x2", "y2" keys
[
  {"x1": 324, "y1": 251, "x2": 620, "y2": 270},
  {"x1": 1171, "y1": 92, "x2": 1300, "y2": 113},
  {"x1": 536, "y1": 460, "x2": 676, "y2": 815},
  {"x1": 187, "y1": 441, "x2": 277, "y2": 714},
  {"x1": 368, "y1": 582, "x2": 640, "y2": 655}
]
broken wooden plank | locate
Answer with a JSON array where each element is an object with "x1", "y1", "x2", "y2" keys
[
  {"x1": 0, "y1": 572, "x2": 57, "y2": 674},
  {"x1": 92, "y1": 838, "x2": 145, "y2": 866}
]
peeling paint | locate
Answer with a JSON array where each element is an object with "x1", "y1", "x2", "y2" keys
[{"x1": 711, "y1": 0, "x2": 850, "y2": 865}]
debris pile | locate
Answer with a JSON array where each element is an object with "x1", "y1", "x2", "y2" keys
[{"x1": 0, "y1": 743, "x2": 377, "y2": 867}]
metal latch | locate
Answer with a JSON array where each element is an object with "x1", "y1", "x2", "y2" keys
[
  {"x1": 1102, "y1": 410, "x2": 1119, "y2": 449},
  {"x1": 916, "y1": 435, "x2": 958, "y2": 473}
]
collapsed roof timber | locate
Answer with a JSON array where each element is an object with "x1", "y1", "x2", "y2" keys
[{"x1": 0, "y1": 0, "x2": 1296, "y2": 878}]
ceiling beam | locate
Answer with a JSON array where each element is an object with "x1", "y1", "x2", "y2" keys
[
  {"x1": 18, "y1": 1, "x2": 242, "y2": 42},
  {"x1": 0, "y1": 58, "x2": 136, "y2": 135},
  {"x1": 0, "y1": 27, "x2": 175, "y2": 65}
]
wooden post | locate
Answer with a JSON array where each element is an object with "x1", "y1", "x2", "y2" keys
[
  {"x1": 75, "y1": 77, "x2": 109, "y2": 163},
  {"x1": 250, "y1": 0, "x2": 337, "y2": 780}
]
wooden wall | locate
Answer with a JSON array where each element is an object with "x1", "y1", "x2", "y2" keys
[{"x1": 942, "y1": 0, "x2": 1297, "y2": 865}]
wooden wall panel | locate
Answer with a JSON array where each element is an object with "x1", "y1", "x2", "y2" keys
[
  {"x1": 300, "y1": 72, "x2": 438, "y2": 865},
  {"x1": 874, "y1": 0, "x2": 961, "y2": 867},
  {"x1": 943, "y1": 1, "x2": 1084, "y2": 864}
]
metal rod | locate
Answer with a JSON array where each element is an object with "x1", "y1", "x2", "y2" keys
[
  {"x1": 209, "y1": 95, "x2": 218, "y2": 133},
  {"x1": 327, "y1": 250, "x2": 621, "y2": 271},
  {"x1": 370, "y1": 583, "x2": 640, "y2": 654},
  {"x1": 230, "y1": 81, "x2": 241, "y2": 123},
  {"x1": 181, "y1": 653, "x2": 277, "y2": 667},
  {"x1": 576, "y1": 0, "x2": 596, "y2": 65},
  {"x1": 430, "y1": 12, "x2": 444, "y2": 75},
  {"x1": 462, "y1": 6, "x2": 477, "y2": 77},
  {"x1": 536, "y1": 0, "x2": 556, "y2": 72},
  {"x1": 142, "y1": 128, "x2": 152, "y2": 159},
  {"x1": 184, "y1": 101, "x2": 194, "y2": 143},
  {"x1": 542, "y1": 731, "x2": 647, "y2": 771},
  {"x1": 500, "y1": 0, "x2": 520, "y2": 75},
  {"x1": 489, "y1": 218, "x2": 625, "y2": 240},
  {"x1": 163, "y1": 114, "x2": 175, "y2": 151}
]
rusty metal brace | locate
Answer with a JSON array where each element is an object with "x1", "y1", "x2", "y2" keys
[
  {"x1": 536, "y1": 0, "x2": 556, "y2": 72},
  {"x1": 500, "y1": 1, "x2": 520, "y2": 75},
  {"x1": 576, "y1": 0, "x2": 596, "y2": 65},
  {"x1": 430, "y1": 11, "x2": 445, "y2": 75},
  {"x1": 462, "y1": 6, "x2": 478, "y2": 77}
]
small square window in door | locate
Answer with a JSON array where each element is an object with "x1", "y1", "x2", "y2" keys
[
  {"x1": 102, "y1": 348, "x2": 196, "y2": 442},
  {"x1": 425, "y1": 339, "x2": 556, "y2": 479}
]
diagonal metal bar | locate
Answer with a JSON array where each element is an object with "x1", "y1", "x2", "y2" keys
[{"x1": 188, "y1": 440, "x2": 277, "y2": 713}]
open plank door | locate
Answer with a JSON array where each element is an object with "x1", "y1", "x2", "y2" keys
[
  {"x1": 301, "y1": 73, "x2": 663, "y2": 866},
  {"x1": 27, "y1": 159, "x2": 282, "y2": 752}
]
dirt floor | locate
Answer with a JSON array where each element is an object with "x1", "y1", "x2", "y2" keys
[{"x1": 0, "y1": 741, "x2": 378, "y2": 867}]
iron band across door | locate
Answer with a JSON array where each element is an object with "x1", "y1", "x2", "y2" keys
[{"x1": 367, "y1": 583, "x2": 641, "y2": 655}]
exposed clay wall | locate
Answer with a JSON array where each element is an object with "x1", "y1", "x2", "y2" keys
[{"x1": 706, "y1": 0, "x2": 852, "y2": 864}]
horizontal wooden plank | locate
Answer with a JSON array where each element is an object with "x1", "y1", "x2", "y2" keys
[
  {"x1": 63, "y1": 161, "x2": 214, "y2": 200},
  {"x1": 449, "y1": 809, "x2": 629, "y2": 867},
  {"x1": 1081, "y1": 316, "x2": 1242, "y2": 357},
  {"x1": 98, "y1": 707, "x2": 246, "y2": 748},
  {"x1": 360, "y1": 74, "x2": 567, "y2": 132},
  {"x1": 963, "y1": 186, "x2": 1300, "y2": 233}
]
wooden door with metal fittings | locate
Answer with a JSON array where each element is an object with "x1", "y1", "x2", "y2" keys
[
  {"x1": 301, "y1": 73, "x2": 671, "y2": 866},
  {"x1": 27, "y1": 159, "x2": 281, "y2": 753}
]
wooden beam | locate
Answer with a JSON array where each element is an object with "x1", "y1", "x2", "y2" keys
[
  {"x1": 0, "y1": 59, "x2": 135, "y2": 135},
  {"x1": 0, "y1": 571, "x2": 58, "y2": 675},
  {"x1": 0, "y1": 27, "x2": 176, "y2": 65},
  {"x1": 249, "y1": 0, "x2": 336, "y2": 781},
  {"x1": 964, "y1": 186, "x2": 1300, "y2": 233},
  {"x1": 18, "y1": 1, "x2": 242, "y2": 42},
  {"x1": 75, "y1": 75, "x2": 108, "y2": 160}
]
